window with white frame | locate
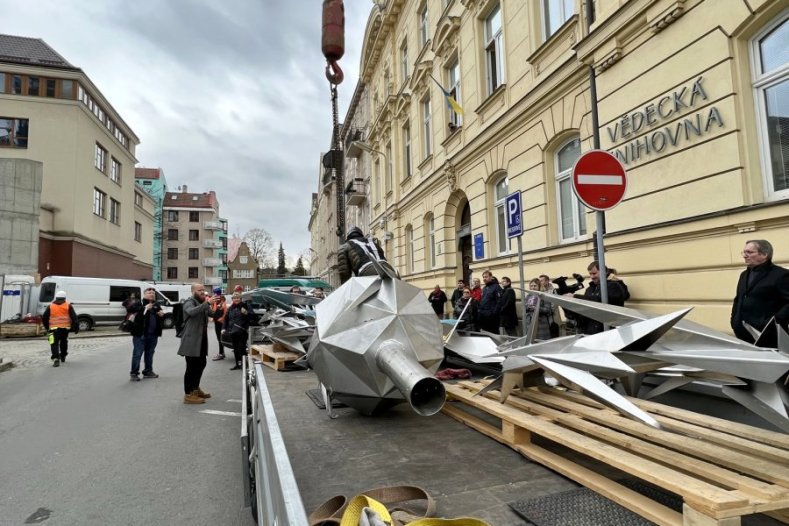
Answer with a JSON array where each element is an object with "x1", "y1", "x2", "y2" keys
[
  {"x1": 406, "y1": 225, "x2": 415, "y2": 274},
  {"x1": 93, "y1": 188, "x2": 106, "y2": 217},
  {"x1": 110, "y1": 157, "x2": 121, "y2": 184},
  {"x1": 752, "y1": 14, "x2": 789, "y2": 199},
  {"x1": 555, "y1": 137, "x2": 586, "y2": 242},
  {"x1": 542, "y1": 0, "x2": 574, "y2": 39},
  {"x1": 448, "y1": 59, "x2": 462, "y2": 128},
  {"x1": 240, "y1": 256, "x2": 248, "y2": 264},
  {"x1": 419, "y1": 4, "x2": 429, "y2": 48},
  {"x1": 493, "y1": 175, "x2": 510, "y2": 254},
  {"x1": 109, "y1": 198, "x2": 120, "y2": 225},
  {"x1": 400, "y1": 41, "x2": 409, "y2": 85},
  {"x1": 422, "y1": 95, "x2": 432, "y2": 158},
  {"x1": 426, "y1": 214, "x2": 436, "y2": 269},
  {"x1": 134, "y1": 221, "x2": 142, "y2": 242},
  {"x1": 484, "y1": 3, "x2": 505, "y2": 96},
  {"x1": 403, "y1": 121, "x2": 412, "y2": 179},
  {"x1": 386, "y1": 141, "x2": 393, "y2": 192}
]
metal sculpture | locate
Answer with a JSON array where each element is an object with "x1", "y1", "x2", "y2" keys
[
  {"x1": 496, "y1": 291, "x2": 789, "y2": 432},
  {"x1": 306, "y1": 264, "x2": 446, "y2": 417}
]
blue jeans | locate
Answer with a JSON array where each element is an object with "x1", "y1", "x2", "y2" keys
[{"x1": 130, "y1": 335, "x2": 158, "y2": 375}]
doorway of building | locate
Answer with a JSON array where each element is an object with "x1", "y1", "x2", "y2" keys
[{"x1": 457, "y1": 202, "x2": 472, "y2": 285}]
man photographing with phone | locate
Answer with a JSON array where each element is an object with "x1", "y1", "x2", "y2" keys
[{"x1": 177, "y1": 283, "x2": 222, "y2": 405}]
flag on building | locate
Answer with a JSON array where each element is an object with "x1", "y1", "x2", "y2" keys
[{"x1": 430, "y1": 75, "x2": 464, "y2": 115}]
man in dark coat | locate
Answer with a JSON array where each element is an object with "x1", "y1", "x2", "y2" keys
[
  {"x1": 177, "y1": 283, "x2": 221, "y2": 404},
  {"x1": 478, "y1": 270, "x2": 502, "y2": 334},
  {"x1": 427, "y1": 285, "x2": 448, "y2": 318},
  {"x1": 573, "y1": 261, "x2": 629, "y2": 335},
  {"x1": 498, "y1": 277, "x2": 518, "y2": 336},
  {"x1": 449, "y1": 280, "x2": 465, "y2": 316},
  {"x1": 731, "y1": 239, "x2": 789, "y2": 348},
  {"x1": 127, "y1": 287, "x2": 165, "y2": 381},
  {"x1": 223, "y1": 292, "x2": 251, "y2": 370},
  {"x1": 336, "y1": 226, "x2": 388, "y2": 283}
]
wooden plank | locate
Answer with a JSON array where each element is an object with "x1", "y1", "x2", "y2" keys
[
  {"x1": 682, "y1": 504, "x2": 741, "y2": 526},
  {"x1": 445, "y1": 384, "x2": 749, "y2": 514},
  {"x1": 507, "y1": 386, "x2": 789, "y2": 488}
]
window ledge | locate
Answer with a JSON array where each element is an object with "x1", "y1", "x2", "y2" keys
[
  {"x1": 527, "y1": 14, "x2": 579, "y2": 67},
  {"x1": 474, "y1": 83, "x2": 506, "y2": 116},
  {"x1": 418, "y1": 154, "x2": 433, "y2": 170},
  {"x1": 442, "y1": 125, "x2": 462, "y2": 146}
]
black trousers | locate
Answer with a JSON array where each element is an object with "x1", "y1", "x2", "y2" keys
[
  {"x1": 183, "y1": 332, "x2": 208, "y2": 394},
  {"x1": 477, "y1": 315, "x2": 499, "y2": 334},
  {"x1": 214, "y1": 321, "x2": 224, "y2": 354},
  {"x1": 50, "y1": 328, "x2": 70, "y2": 359},
  {"x1": 231, "y1": 331, "x2": 247, "y2": 365}
]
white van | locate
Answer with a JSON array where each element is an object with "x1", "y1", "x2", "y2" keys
[
  {"x1": 146, "y1": 282, "x2": 194, "y2": 304},
  {"x1": 38, "y1": 276, "x2": 174, "y2": 331}
]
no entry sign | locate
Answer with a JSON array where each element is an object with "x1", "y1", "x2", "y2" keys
[{"x1": 572, "y1": 150, "x2": 627, "y2": 211}]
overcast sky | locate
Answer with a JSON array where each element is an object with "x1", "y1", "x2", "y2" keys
[{"x1": 1, "y1": 0, "x2": 371, "y2": 261}]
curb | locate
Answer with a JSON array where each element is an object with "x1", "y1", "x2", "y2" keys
[{"x1": 0, "y1": 359, "x2": 15, "y2": 373}]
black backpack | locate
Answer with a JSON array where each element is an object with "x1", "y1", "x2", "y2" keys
[{"x1": 173, "y1": 302, "x2": 185, "y2": 337}]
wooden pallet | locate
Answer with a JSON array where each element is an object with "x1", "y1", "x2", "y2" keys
[
  {"x1": 442, "y1": 380, "x2": 789, "y2": 526},
  {"x1": 249, "y1": 344, "x2": 301, "y2": 371}
]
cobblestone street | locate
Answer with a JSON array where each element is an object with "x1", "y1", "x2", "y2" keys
[{"x1": 0, "y1": 330, "x2": 130, "y2": 370}]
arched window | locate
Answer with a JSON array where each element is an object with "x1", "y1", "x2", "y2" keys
[
  {"x1": 555, "y1": 137, "x2": 586, "y2": 242},
  {"x1": 751, "y1": 13, "x2": 789, "y2": 200},
  {"x1": 493, "y1": 174, "x2": 510, "y2": 254},
  {"x1": 425, "y1": 214, "x2": 436, "y2": 269},
  {"x1": 405, "y1": 225, "x2": 415, "y2": 274}
]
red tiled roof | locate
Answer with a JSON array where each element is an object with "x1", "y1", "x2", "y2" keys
[
  {"x1": 164, "y1": 190, "x2": 218, "y2": 209},
  {"x1": 135, "y1": 167, "x2": 162, "y2": 180}
]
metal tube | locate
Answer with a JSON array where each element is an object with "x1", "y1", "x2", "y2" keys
[{"x1": 375, "y1": 339, "x2": 446, "y2": 416}]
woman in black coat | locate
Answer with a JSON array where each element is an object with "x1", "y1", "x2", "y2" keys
[{"x1": 223, "y1": 292, "x2": 251, "y2": 370}]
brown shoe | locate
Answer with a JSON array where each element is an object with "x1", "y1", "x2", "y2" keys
[
  {"x1": 195, "y1": 388, "x2": 211, "y2": 399},
  {"x1": 183, "y1": 392, "x2": 205, "y2": 404}
]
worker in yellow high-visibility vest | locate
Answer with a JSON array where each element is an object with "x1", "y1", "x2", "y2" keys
[{"x1": 42, "y1": 290, "x2": 79, "y2": 367}]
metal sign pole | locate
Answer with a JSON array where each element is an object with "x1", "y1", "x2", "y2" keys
[
  {"x1": 517, "y1": 236, "x2": 527, "y2": 336},
  {"x1": 596, "y1": 211, "x2": 608, "y2": 311}
]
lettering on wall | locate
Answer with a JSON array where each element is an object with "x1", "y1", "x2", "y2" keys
[{"x1": 606, "y1": 77, "x2": 725, "y2": 165}]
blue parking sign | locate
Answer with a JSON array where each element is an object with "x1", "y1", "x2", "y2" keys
[{"x1": 505, "y1": 192, "x2": 523, "y2": 238}]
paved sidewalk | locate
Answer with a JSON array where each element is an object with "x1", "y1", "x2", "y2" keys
[{"x1": 0, "y1": 328, "x2": 132, "y2": 371}]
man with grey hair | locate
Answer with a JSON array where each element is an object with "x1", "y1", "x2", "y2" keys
[{"x1": 731, "y1": 239, "x2": 789, "y2": 347}]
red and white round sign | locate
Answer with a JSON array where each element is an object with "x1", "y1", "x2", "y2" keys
[{"x1": 571, "y1": 150, "x2": 627, "y2": 211}]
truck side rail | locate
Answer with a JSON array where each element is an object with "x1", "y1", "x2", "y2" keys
[{"x1": 244, "y1": 358, "x2": 309, "y2": 525}]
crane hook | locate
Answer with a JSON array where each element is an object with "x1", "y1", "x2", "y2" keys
[{"x1": 325, "y1": 59, "x2": 344, "y2": 85}]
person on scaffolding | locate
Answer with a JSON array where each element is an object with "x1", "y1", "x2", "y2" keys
[{"x1": 337, "y1": 226, "x2": 397, "y2": 284}]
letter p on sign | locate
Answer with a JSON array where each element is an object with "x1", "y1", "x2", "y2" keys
[{"x1": 505, "y1": 192, "x2": 523, "y2": 238}]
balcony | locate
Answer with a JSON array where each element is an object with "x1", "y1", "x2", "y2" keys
[
  {"x1": 203, "y1": 258, "x2": 222, "y2": 267},
  {"x1": 203, "y1": 239, "x2": 222, "y2": 248},
  {"x1": 204, "y1": 277, "x2": 222, "y2": 286},
  {"x1": 203, "y1": 221, "x2": 222, "y2": 230},
  {"x1": 345, "y1": 178, "x2": 367, "y2": 207}
]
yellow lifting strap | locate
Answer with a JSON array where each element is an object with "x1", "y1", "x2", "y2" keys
[{"x1": 339, "y1": 493, "x2": 490, "y2": 526}]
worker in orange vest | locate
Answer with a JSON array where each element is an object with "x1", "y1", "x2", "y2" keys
[{"x1": 42, "y1": 290, "x2": 79, "y2": 367}]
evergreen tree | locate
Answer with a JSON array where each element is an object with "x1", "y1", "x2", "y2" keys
[
  {"x1": 276, "y1": 243, "x2": 287, "y2": 276},
  {"x1": 293, "y1": 257, "x2": 306, "y2": 276}
]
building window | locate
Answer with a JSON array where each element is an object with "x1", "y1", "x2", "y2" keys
[
  {"x1": 752, "y1": 15, "x2": 789, "y2": 199},
  {"x1": 110, "y1": 158, "x2": 121, "y2": 184},
  {"x1": 189, "y1": 248, "x2": 199, "y2": 260},
  {"x1": 189, "y1": 230, "x2": 199, "y2": 241},
  {"x1": 419, "y1": 4, "x2": 429, "y2": 48},
  {"x1": 167, "y1": 267, "x2": 178, "y2": 279},
  {"x1": 484, "y1": 4, "x2": 505, "y2": 96},
  {"x1": 400, "y1": 41, "x2": 409, "y2": 85},
  {"x1": 93, "y1": 188, "x2": 106, "y2": 218},
  {"x1": 167, "y1": 229, "x2": 178, "y2": 241},
  {"x1": 109, "y1": 198, "x2": 120, "y2": 225},
  {"x1": 448, "y1": 59, "x2": 462, "y2": 128},
  {"x1": 167, "y1": 210, "x2": 179, "y2": 222},
  {"x1": 189, "y1": 211, "x2": 200, "y2": 222},
  {"x1": 168, "y1": 248, "x2": 178, "y2": 259},
  {"x1": 46, "y1": 79, "x2": 56, "y2": 97},
  {"x1": 405, "y1": 225, "x2": 415, "y2": 274},
  {"x1": 422, "y1": 95, "x2": 432, "y2": 158},
  {"x1": 386, "y1": 141, "x2": 393, "y2": 192},
  {"x1": 221, "y1": 253, "x2": 228, "y2": 264},
  {"x1": 233, "y1": 269, "x2": 255, "y2": 279},
  {"x1": 403, "y1": 121, "x2": 412, "y2": 179},
  {"x1": 493, "y1": 175, "x2": 510, "y2": 254},
  {"x1": 555, "y1": 137, "x2": 586, "y2": 242},
  {"x1": 134, "y1": 192, "x2": 143, "y2": 207},
  {"x1": 543, "y1": 0, "x2": 574, "y2": 39},
  {"x1": 240, "y1": 256, "x2": 248, "y2": 264},
  {"x1": 11, "y1": 75, "x2": 22, "y2": 94},
  {"x1": 95, "y1": 143, "x2": 107, "y2": 173},
  {"x1": 426, "y1": 214, "x2": 436, "y2": 269},
  {"x1": 0, "y1": 117, "x2": 29, "y2": 148},
  {"x1": 188, "y1": 267, "x2": 199, "y2": 279},
  {"x1": 28, "y1": 76, "x2": 40, "y2": 96},
  {"x1": 134, "y1": 221, "x2": 142, "y2": 242},
  {"x1": 374, "y1": 159, "x2": 382, "y2": 204}
]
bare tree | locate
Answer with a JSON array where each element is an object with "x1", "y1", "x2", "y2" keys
[{"x1": 243, "y1": 228, "x2": 274, "y2": 268}]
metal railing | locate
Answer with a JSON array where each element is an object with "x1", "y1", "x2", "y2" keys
[{"x1": 242, "y1": 358, "x2": 308, "y2": 525}]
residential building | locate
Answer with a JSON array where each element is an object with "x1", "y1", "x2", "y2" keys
[
  {"x1": 349, "y1": 0, "x2": 788, "y2": 334},
  {"x1": 134, "y1": 167, "x2": 168, "y2": 280},
  {"x1": 217, "y1": 217, "x2": 229, "y2": 291},
  {"x1": 0, "y1": 34, "x2": 151, "y2": 279},
  {"x1": 161, "y1": 186, "x2": 223, "y2": 287},
  {"x1": 308, "y1": 154, "x2": 341, "y2": 289},
  {"x1": 227, "y1": 241, "x2": 258, "y2": 292}
]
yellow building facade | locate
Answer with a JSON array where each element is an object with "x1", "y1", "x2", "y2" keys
[{"x1": 355, "y1": 0, "x2": 788, "y2": 333}]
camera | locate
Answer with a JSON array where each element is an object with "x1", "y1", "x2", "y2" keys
[{"x1": 552, "y1": 273, "x2": 585, "y2": 295}]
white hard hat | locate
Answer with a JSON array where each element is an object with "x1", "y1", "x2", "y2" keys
[{"x1": 55, "y1": 290, "x2": 67, "y2": 299}]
